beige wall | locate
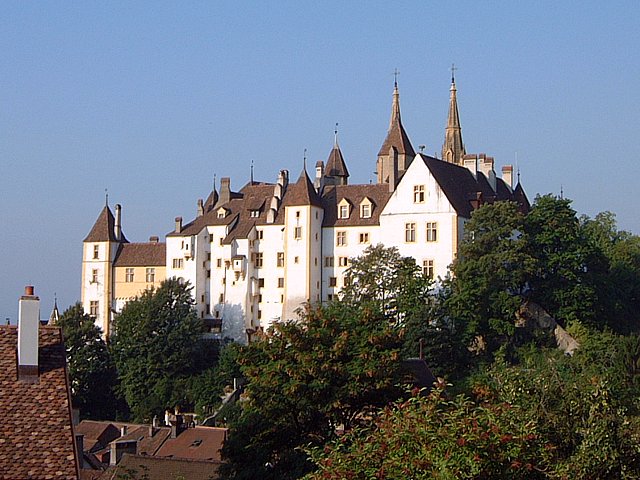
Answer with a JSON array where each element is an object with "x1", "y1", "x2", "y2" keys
[{"x1": 113, "y1": 265, "x2": 166, "y2": 302}]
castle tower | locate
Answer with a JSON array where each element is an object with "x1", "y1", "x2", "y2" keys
[
  {"x1": 81, "y1": 202, "x2": 127, "y2": 337},
  {"x1": 376, "y1": 80, "x2": 415, "y2": 189},
  {"x1": 281, "y1": 167, "x2": 324, "y2": 321},
  {"x1": 441, "y1": 68, "x2": 466, "y2": 165},
  {"x1": 324, "y1": 127, "x2": 349, "y2": 186}
]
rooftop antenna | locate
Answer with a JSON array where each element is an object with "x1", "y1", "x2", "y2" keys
[{"x1": 451, "y1": 63, "x2": 457, "y2": 83}]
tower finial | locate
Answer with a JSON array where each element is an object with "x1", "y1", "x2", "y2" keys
[
  {"x1": 303, "y1": 148, "x2": 307, "y2": 171},
  {"x1": 334, "y1": 123, "x2": 339, "y2": 146},
  {"x1": 250, "y1": 160, "x2": 254, "y2": 184},
  {"x1": 213, "y1": 173, "x2": 216, "y2": 188},
  {"x1": 393, "y1": 68, "x2": 400, "y2": 88},
  {"x1": 105, "y1": 188, "x2": 109, "y2": 207},
  {"x1": 451, "y1": 63, "x2": 457, "y2": 84},
  {"x1": 560, "y1": 184, "x2": 563, "y2": 199}
]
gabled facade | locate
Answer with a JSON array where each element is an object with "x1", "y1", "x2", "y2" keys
[{"x1": 82, "y1": 79, "x2": 529, "y2": 342}]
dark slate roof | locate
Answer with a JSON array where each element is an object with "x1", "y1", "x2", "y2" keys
[
  {"x1": 98, "y1": 454, "x2": 221, "y2": 480},
  {"x1": 322, "y1": 184, "x2": 392, "y2": 227},
  {"x1": 203, "y1": 188, "x2": 218, "y2": 213},
  {"x1": 0, "y1": 325, "x2": 79, "y2": 479},
  {"x1": 513, "y1": 182, "x2": 531, "y2": 214},
  {"x1": 113, "y1": 242, "x2": 166, "y2": 267},
  {"x1": 495, "y1": 177, "x2": 514, "y2": 201},
  {"x1": 420, "y1": 154, "x2": 481, "y2": 218},
  {"x1": 325, "y1": 144, "x2": 349, "y2": 179},
  {"x1": 84, "y1": 206, "x2": 128, "y2": 243},
  {"x1": 281, "y1": 169, "x2": 323, "y2": 208},
  {"x1": 475, "y1": 172, "x2": 498, "y2": 203},
  {"x1": 156, "y1": 427, "x2": 227, "y2": 462}
]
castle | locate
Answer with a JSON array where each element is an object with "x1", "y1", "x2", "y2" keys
[{"x1": 81, "y1": 76, "x2": 529, "y2": 342}]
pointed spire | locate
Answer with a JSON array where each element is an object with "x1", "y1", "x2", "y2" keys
[
  {"x1": 204, "y1": 174, "x2": 219, "y2": 211},
  {"x1": 441, "y1": 65, "x2": 465, "y2": 165},
  {"x1": 378, "y1": 76, "x2": 415, "y2": 157},
  {"x1": 48, "y1": 295, "x2": 59, "y2": 326},
  {"x1": 282, "y1": 164, "x2": 323, "y2": 208},
  {"x1": 84, "y1": 203, "x2": 127, "y2": 243}
]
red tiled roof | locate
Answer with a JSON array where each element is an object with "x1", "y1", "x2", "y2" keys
[
  {"x1": 156, "y1": 427, "x2": 227, "y2": 462},
  {"x1": 0, "y1": 325, "x2": 79, "y2": 479},
  {"x1": 75, "y1": 421, "x2": 120, "y2": 452},
  {"x1": 98, "y1": 454, "x2": 221, "y2": 480},
  {"x1": 321, "y1": 184, "x2": 391, "y2": 227},
  {"x1": 113, "y1": 242, "x2": 166, "y2": 267}
]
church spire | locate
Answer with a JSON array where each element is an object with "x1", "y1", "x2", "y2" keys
[
  {"x1": 441, "y1": 64, "x2": 465, "y2": 165},
  {"x1": 377, "y1": 72, "x2": 415, "y2": 187}
]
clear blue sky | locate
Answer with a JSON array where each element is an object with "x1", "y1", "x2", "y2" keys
[{"x1": 1, "y1": 1, "x2": 639, "y2": 322}]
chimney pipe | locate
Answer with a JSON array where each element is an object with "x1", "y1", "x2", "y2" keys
[
  {"x1": 219, "y1": 177, "x2": 231, "y2": 206},
  {"x1": 114, "y1": 204, "x2": 122, "y2": 241},
  {"x1": 175, "y1": 217, "x2": 182, "y2": 234},
  {"x1": 502, "y1": 165, "x2": 514, "y2": 189},
  {"x1": 197, "y1": 199, "x2": 204, "y2": 217},
  {"x1": 149, "y1": 236, "x2": 159, "y2": 244},
  {"x1": 75, "y1": 434, "x2": 85, "y2": 469},
  {"x1": 18, "y1": 286, "x2": 40, "y2": 380}
]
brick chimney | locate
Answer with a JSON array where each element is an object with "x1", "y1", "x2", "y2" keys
[{"x1": 18, "y1": 286, "x2": 40, "y2": 380}]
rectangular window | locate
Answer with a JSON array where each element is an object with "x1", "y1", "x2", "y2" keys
[
  {"x1": 324, "y1": 256, "x2": 334, "y2": 267},
  {"x1": 219, "y1": 237, "x2": 224, "y2": 246},
  {"x1": 414, "y1": 185, "x2": 425, "y2": 203},
  {"x1": 217, "y1": 258, "x2": 222, "y2": 268},
  {"x1": 254, "y1": 252, "x2": 263, "y2": 268},
  {"x1": 209, "y1": 234, "x2": 214, "y2": 242},
  {"x1": 89, "y1": 301, "x2": 99, "y2": 317},
  {"x1": 206, "y1": 269, "x2": 211, "y2": 278},
  {"x1": 219, "y1": 293, "x2": 224, "y2": 303},
  {"x1": 343, "y1": 275, "x2": 350, "y2": 287},
  {"x1": 359, "y1": 232, "x2": 370, "y2": 244},
  {"x1": 145, "y1": 268, "x2": 155, "y2": 283},
  {"x1": 336, "y1": 231, "x2": 347, "y2": 246},
  {"x1": 172, "y1": 258, "x2": 184, "y2": 269},
  {"x1": 426, "y1": 222, "x2": 438, "y2": 242},
  {"x1": 258, "y1": 278, "x2": 265, "y2": 288},
  {"x1": 338, "y1": 204, "x2": 349, "y2": 219},
  {"x1": 339, "y1": 256, "x2": 349, "y2": 267},
  {"x1": 405, "y1": 223, "x2": 416, "y2": 243},
  {"x1": 327, "y1": 294, "x2": 335, "y2": 301},
  {"x1": 360, "y1": 203, "x2": 371, "y2": 218},
  {"x1": 257, "y1": 229, "x2": 264, "y2": 239},
  {"x1": 294, "y1": 256, "x2": 299, "y2": 264},
  {"x1": 278, "y1": 277, "x2": 285, "y2": 288},
  {"x1": 258, "y1": 310, "x2": 262, "y2": 320},
  {"x1": 91, "y1": 269, "x2": 98, "y2": 284},
  {"x1": 125, "y1": 268, "x2": 134, "y2": 283},
  {"x1": 423, "y1": 259, "x2": 435, "y2": 279},
  {"x1": 93, "y1": 244, "x2": 99, "y2": 260},
  {"x1": 250, "y1": 210, "x2": 260, "y2": 218},
  {"x1": 329, "y1": 277, "x2": 337, "y2": 287},
  {"x1": 277, "y1": 252, "x2": 285, "y2": 267},
  {"x1": 294, "y1": 226, "x2": 302, "y2": 239}
]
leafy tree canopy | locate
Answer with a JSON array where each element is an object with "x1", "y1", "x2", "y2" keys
[
  {"x1": 57, "y1": 303, "x2": 121, "y2": 419},
  {"x1": 110, "y1": 279, "x2": 206, "y2": 421},
  {"x1": 222, "y1": 302, "x2": 405, "y2": 479}
]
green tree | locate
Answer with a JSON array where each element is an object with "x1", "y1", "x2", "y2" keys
[
  {"x1": 340, "y1": 244, "x2": 431, "y2": 325},
  {"x1": 306, "y1": 386, "x2": 555, "y2": 480},
  {"x1": 446, "y1": 201, "x2": 535, "y2": 357},
  {"x1": 57, "y1": 303, "x2": 121, "y2": 419},
  {"x1": 524, "y1": 195, "x2": 605, "y2": 327},
  {"x1": 110, "y1": 279, "x2": 206, "y2": 421},
  {"x1": 222, "y1": 302, "x2": 405, "y2": 479}
]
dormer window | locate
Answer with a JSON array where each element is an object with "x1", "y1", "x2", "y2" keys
[
  {"x1": 360, "y1": 198, "x2": 373, "y2": 219},
  {"x1": 250, "y1": 210, "x2": 260, "y2": 218},
  {"x1": 217, "y1": 207, "x2": 227, "y2": 219},
  {"x1": 414, "y1": 185, "x2": 425, "y2": 203},
  {"x1": 338, "y1": 199, "x2": 351, "y2": 219}
]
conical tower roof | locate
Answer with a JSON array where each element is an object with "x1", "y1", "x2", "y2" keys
[
  {"x1": 48, "y1": 298, "x2": 59, "y2": 326},
  {"x1": 377, "y1": 82, "x2": 415, "y2": 157},
  {"x1": 83, "y1": 205, "x2": 127, "y2": 243},
  {"x1": 282, "y1": 167, "x2": 323, "y2": 208},
  {"x1": 325, "y1": 131, "x2": 349, "y2": 180}
]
